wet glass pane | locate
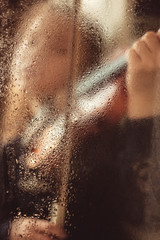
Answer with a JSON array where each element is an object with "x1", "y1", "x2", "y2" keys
[{"x1": 1, "y1": 0, "x2": 160, "y2": 240}]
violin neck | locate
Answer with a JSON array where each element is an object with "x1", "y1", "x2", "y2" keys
[{"x1": 74, "y1": 55, "x2": 127, "y2": 98}]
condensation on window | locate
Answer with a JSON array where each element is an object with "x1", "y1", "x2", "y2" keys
[{"x1": 1, "y1": 1, "x2": 160, "y2": 240}]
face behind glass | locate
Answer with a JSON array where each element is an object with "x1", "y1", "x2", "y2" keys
[
  {"x1": 11, "y1": 3, "x2": 74, "y2": 102},
  {"x1": 9, "y1": 3, "x2": 76, "y2": 170}
]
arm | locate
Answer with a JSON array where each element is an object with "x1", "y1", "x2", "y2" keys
[{"x1": 119, "y1": 31, "x2": 160, "y2": 229}]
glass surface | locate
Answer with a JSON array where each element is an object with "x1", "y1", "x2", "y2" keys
[{"x1": 1, "y1": 0, "x2": 160, "y2": 239}]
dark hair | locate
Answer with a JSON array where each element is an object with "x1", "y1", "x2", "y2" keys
[
  {"x1": 77, "y1": 15, "x2": 107, "y2": 76},
  {"x1": 48, "y1": 0, "x2": 107, "y2": 77}
]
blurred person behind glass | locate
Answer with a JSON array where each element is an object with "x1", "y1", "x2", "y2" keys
[{"x1": 0, "y1": 0, "x2": 107, "y2": 239}]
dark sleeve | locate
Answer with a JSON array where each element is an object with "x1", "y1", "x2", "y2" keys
[
  {"x1": 122, "y1": 116, "x2": 154, "y2": 158},
  {"x1": 0, "y1": 220, "x2": 11, "y2": 240},
  {"x1": 118, "y1": 116, "x2": 158, "y2": 226},
  {"x1": 0, "y1": 146, "x2": 13, "y2": 240},
  {"x1": 0, "y1": 146, "x2": 6, "y2": 218}
]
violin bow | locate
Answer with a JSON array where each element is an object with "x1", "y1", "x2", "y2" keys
[{"x1": 50, "y1": 0, "x2": 82, "y2": 227}]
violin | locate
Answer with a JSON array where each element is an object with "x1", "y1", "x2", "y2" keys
[
  {"x1": 25, "y1": 55, "x2": 127, "y2": 167},
  {"x1": 23, "y1": 55, "x2": 128, "y2": 225}
]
